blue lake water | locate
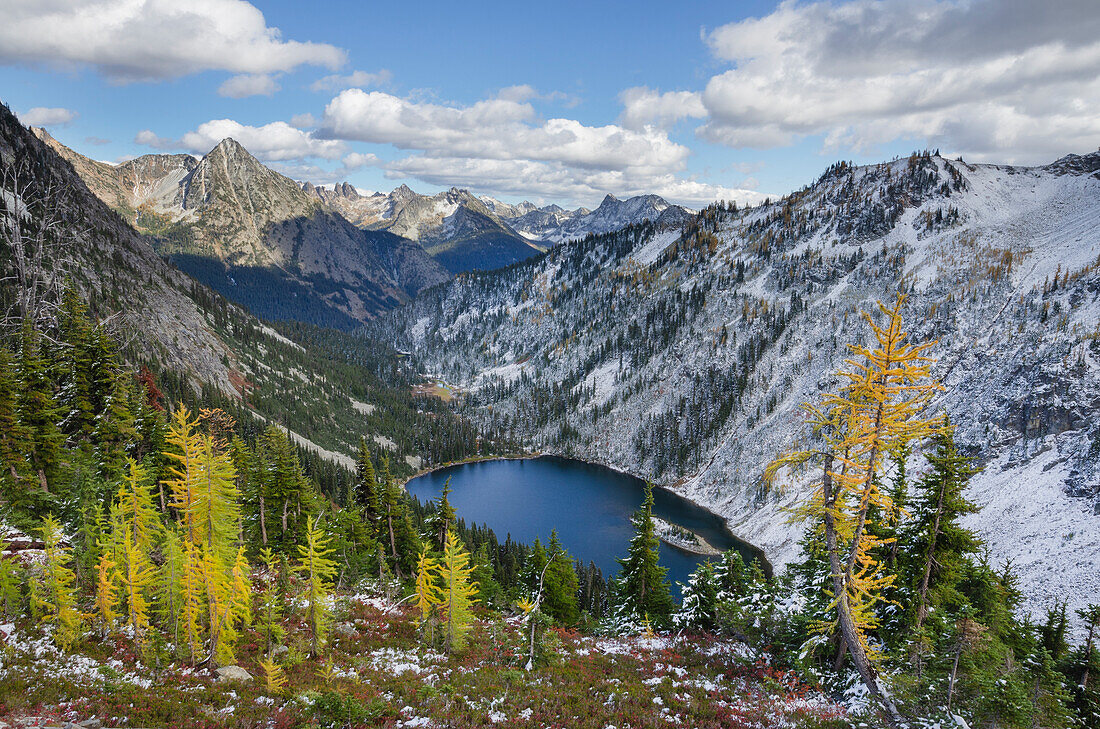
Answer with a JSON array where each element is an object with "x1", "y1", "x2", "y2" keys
[{"x1": 406, "y1": 456, "x2": 766, "y2": 599}]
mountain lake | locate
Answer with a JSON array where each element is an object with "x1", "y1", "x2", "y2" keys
[{"x1": 406, "y1": 455, "x2": 767, "y2": 599}]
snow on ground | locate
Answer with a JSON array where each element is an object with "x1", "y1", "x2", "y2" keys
[
  {"x1": 630, "y1": 229, "x2": 680, "y2": 266},
  {"x1": 471, "y1": 360, "x2": 528, "y2": 390},
  {"x1": 280, "y1": 426, "x2": 354, "y2": 470},
  {"x1": 574, "y1": 359, "x2": 620, "y2": 409},
  {"x1": 0, "y1": 623, "x2": 154, "y2": 690},
  {"x1": 961, "y1": 444, "x2": 1100, "y2": 638},
  {"x1": 410, "y1": 316, "x2": 430, "y2": 344},
  {"x1": 389, "y1": 153, "x2": 1100, "y2": 631}
]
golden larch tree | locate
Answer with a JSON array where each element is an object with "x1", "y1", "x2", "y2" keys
[
  {"x1": 769, "y1": 295, "x2": 943, "y2": 727},
  {"x1": 439, "y1": 531, "x2": 478, "y2": 653}
]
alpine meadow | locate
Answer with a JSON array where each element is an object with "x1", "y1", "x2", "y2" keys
[{"x1": 0, "y1": 1, "x2": 1099, "y2": 727}]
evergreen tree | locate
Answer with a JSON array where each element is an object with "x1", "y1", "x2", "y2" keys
[
  {"x1": 674, "y1": 559, "x2": 719, "y2": 631},
  {"x1": 16, "y1": 324, "x2": 63, "y2": 510},
  {"x1": 612, "y1": 483, "x2": 674, "y2": 628},
  {"x1": 0, "y1": 348, "x2": 30, "y2": 507},
  {"x1": 427, "y1": 479, "x2": 457, "y2": 553},
  {"x1": 1075, "y1": 604, "x2": 1100, "y2": 691},
  {"x1": 1040, "y1": 602, "x2": 1069, "y2": 666},
  {"x1": 379, "y1": 457, "x2": 419, "y2": 579},
  {"x1": 542, "y1": 531, "x2": 579, "y2": 625},
  {"x1": 911, "y1": 425, "x2": 980, "y2": 632},
  {"x1": 355, "y1": 437, "x2": 381, "y2": 521}
]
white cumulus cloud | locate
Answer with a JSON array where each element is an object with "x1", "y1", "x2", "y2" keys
[
  {"x1": 218, "y1": 73, "x2": 280, "y2": 98},
  {"x1": 320, "y1": 89, "x2": 690, "y2": 172},
  {"x1": 19, "y1": 107, "x2": 78, "y2": 127},
  {"x1": 696, "y1": 0, "x2": 1100, "y2": 162},
  {"x1": 619, "y1": 87, "x2": 706, "y2": 131},
  {"x1": 137, "y1": 119, "x2": 346, "y2": 161},
  {"x1": 310, "y1": 69, "x2": 392, "y2": 92},
  {"x1": 0, "y1": 0, "x2": 346, "y2": 82}
]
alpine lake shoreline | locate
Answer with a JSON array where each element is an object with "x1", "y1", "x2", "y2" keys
[{"x1": 399, "y1": 451, "x2": 773, "y2": 577}]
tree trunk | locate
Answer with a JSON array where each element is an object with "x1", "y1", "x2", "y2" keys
[
  {"x1": 387, "y1": 512, "x2": 401, "y2": 580},
  {"x1": 822, "y1": 455, "x2": 903, "y2": 727},
  {"x1": 259, "y1": 494, "x2": 268, "y2": 545},
  {"x1": 834, "y1": 635, "x2": 848, "y2": 672},
  {"x1": 915, "y1": 475, "x2": 947, "y2": 631},
  {"x1": 1083, "y1": 621, "x2": 1095, "y2": 689},
  {"x1": 948, "y1": 641, "x2": 963, "y2": 712}
]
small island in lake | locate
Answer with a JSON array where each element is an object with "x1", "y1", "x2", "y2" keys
[{"x1": 652, "y1": 516, "x2": 721, "y2": 556}]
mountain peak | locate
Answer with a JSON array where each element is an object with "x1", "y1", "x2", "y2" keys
[{"x1": 213, "y1": 137, "x2": 244, "y2": 152}]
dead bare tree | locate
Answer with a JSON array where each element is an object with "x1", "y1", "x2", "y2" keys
[{"x1": 0, "y1": 154, "x2": 79, "y2": 333}]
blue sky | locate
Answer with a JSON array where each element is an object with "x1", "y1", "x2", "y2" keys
[{"x1": 1, "y1": 0, "x2": 1097, "y2": 208}]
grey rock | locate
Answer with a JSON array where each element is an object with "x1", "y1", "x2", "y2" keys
[{"x1": 214, "y1": 665, "x2": 253, "y2": 683}]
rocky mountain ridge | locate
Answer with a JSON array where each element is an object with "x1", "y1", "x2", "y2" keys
[
  {"x1": 378, "y1": 150, "x2": 1100, "y2": 625},
  {"x1": 34, "y1": 130, "x2": 449, "y2": 329}
]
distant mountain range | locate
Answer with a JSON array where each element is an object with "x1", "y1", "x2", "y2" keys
[
  {"x1": 301, "y1": 181, "x2": 694, "y2": 273},
  {"x1": 36, "y1": 129, "x2": 696, "y2": 326},
  {"x1": 303, "y1": 183, "x2": 546, "y2": 275}
]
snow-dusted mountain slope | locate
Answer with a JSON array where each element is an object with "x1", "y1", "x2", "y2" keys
[
  {"x1": 502, "y1": 193, "x2": 695, "y2": 245},
  {"x1": 302, "y1": 184, "x2": 542, "y2": 274},
  {"x1": 379, "y1": 151, "x2": 1100, "y2": 623}
]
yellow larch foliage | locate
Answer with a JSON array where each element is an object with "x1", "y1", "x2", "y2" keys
[
  {"x1": 120, "y1": 530, "x2": 155, "y2": 648},
  {"x1": 179, "y1": 540, "x2": 206, "y2": 662},
  {"x1": 259, "y1": 656, "x2": 287, "y2": 694},
  {"x1": 768, "y1": 295, "x2": 943, "y2": 726},
  {"x1": 39, "y1": 515, "x2": 81, "y2": 650},
  {"x1": 115, "y1": 459, "x2": 160, "y2": 554},
  {"x1": 414, "y1": 549, "x2": 444, "y2": 622},
  {"x1": 439, "y1": 531, "x2": 478, "y2": 653},
  {"x1": 93, "y1": 551, "x2": 119, "y2": 636}
]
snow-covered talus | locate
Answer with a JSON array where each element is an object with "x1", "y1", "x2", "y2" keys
[{"x1": 379, "y1": 152, "x2": 1100, "y2": 624}]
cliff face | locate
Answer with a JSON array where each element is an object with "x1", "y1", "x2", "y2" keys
[{"x1": 4, "y1": 107, "x2": 236, "y2": 393}]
